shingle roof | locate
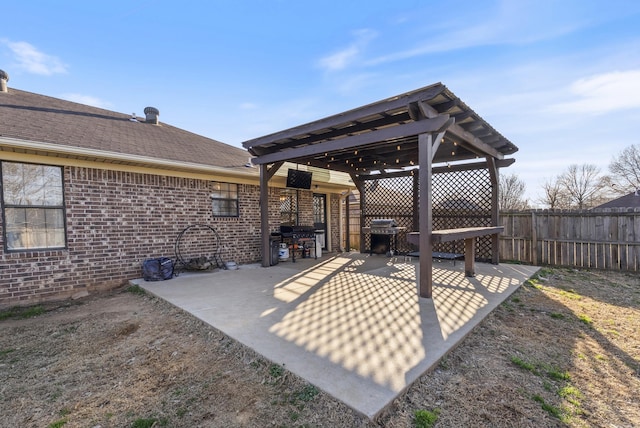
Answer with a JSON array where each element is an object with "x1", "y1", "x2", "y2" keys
[
  {"x1": 0, "y1": 87, "x2": 252, "y2": 172},
  {"x1": 594, "y1": 191, "x2": 640, "y2": 209}
]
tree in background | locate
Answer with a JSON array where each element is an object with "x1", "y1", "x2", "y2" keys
[
  {"x1": 499, "y1": 173, "x2": 529, "y2": 210},
  {"x1": 538, "y1": 177, "x2": 571, "y2": 209},
  {"x1": 559, "y1": 164, "x2": 609, "y2": 209},
  {"x1": 609, "y1": 144, "x2": 640, "y2": 194}
]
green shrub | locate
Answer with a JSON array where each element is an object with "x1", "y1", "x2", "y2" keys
[{"x1": 414, "y1": 408, "x2": 439, "y2": 428}]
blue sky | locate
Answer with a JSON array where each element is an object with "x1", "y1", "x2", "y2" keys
[{"x1": 2, "y1": 1, "x2": 640, "y2": 204}]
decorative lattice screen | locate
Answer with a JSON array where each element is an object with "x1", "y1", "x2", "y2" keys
[
  {"x1": 360, "y1": 168, "x2": 494, "y2": 261},
  {"x1": 432, "y1": 169, "x2": 493, "y2": 261},
  {"x1": 362, "y1": 176, "x2": 414, "y2": 254}
]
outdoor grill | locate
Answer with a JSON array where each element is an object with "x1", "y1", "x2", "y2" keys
[
  {"x1": 362, "y1": 219, "x2": 406, "y2": 255},
  {"x1": 290, "y1": 226, "x2": 316, "y2": 240},
  {"x1": 363, "y1": 219, "x2": 402, "y2": 235},
  {"x1": 278, "y1": 225, "x2": 317, "y2": 262}
]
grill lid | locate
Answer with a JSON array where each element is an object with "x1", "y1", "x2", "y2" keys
[{"x1": 370, "y1": 219, "x2": 398, "y2": 228}]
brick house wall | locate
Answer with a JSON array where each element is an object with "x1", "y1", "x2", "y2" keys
[{"x1": 0, "y1": 165, "x2": 341, "y2": 307}]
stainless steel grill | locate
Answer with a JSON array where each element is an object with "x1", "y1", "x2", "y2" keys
[
  {"x1": 362, "y1": 219, "x2": 406, "y2": 255},
  {"x1": 362, "y1": 219, "x2": 406, "y2": 235}
]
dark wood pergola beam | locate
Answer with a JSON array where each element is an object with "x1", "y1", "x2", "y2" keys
[
  {"x1": 431, "y1": 158, "x2": 515, "y2": 173},
  {"x1": 250, "y1": 112, "x2": 413, "y2": 156},
  {"x1": 350, "y1": 158, "x2": 516, "y2": 180},
  {"x1": 432, "y1": 98, "x2": 460, "y2": 113},
  {"x1": 250, "y1": 115, "x2": 452, "y2": 165},
  {"x1": 264, "y1": 161, "x2": 284, "y2": 181},
  {"x1": 243, "y1": 84, "x2": 447, "y2": 150},
  {"x1": 418, "y1": 101, "x2": 503, "y2": 160}
]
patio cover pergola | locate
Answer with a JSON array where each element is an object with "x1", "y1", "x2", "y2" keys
[{"x1": 242, "y1": 83, "x2": 518, "y2": 298}]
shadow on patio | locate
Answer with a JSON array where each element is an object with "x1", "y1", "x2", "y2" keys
[{"x1": 135, "y1": 252, "x2": 538, "y2": 419}]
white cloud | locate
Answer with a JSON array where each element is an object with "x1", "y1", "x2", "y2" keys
[
  {"x1": 317, "y1": 29, "x2": 377, "y2": 72},
  {"x1": 549, "y1": 70, "x2": 640, "y2": 115},
  {"x1": 367, "y1": 1, "x2": 587, "y2": 66},
  {"x1": 61, "y1": 93, "x2": 111, "y2": 109},
  {"x1": 239, "y1": 102, "x2": 258, "y2": 110},
  {"x1": 333, "y1": 73, "x2": 379, "y2": 95},
  {"x1": 3, "y1": 40, "x2": 68, "y2": 75}
]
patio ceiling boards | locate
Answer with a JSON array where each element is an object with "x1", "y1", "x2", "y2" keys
[{"x1": 242, "y1": 82, "x2": 518, "y2": 298}]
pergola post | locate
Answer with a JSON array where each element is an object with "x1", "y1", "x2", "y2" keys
[
  {"x1": 259, "y1": 164, "x2": 271, "y2": 267},
  {"x1": 344, "y1": 192, "x2": 351, "y2": 252},
  {"x1": 418, "y1": 133, "x2": 436, "y2": 298},
  {"x1": 487, "y1": 156, "x2": 500, "y2": 264},
  {"x1": 350, "y1": 174, "x2": 366, "y2": 253},
  {"x1": 259, "y1": 161, "x2": 284, "y2": 268}
]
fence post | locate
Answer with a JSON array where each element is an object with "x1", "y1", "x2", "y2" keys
[{"x1": 531, "y1": 210, "x2": 538, "y2": 266}]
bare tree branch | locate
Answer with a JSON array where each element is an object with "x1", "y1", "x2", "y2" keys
[
  {"x1": 559, "y1": 164, "x2": 607, "y2": 209},
  {"x1": 609, "y1": 144, "x2": 640, "y2": 194},
  {"x1": 538, "y1": 177, "x2": 571, "y2": 209},
  {"x1": 499, "y1": 173, "x2": 529, "y2": 210}
]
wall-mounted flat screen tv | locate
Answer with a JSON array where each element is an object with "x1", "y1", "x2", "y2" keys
[{"x1": 286, "y1": 169, "x2": 312, "y2": 189}]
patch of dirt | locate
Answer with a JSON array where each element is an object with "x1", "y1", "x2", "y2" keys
[{"x1": 1, "y1": 268, "x2": 639, "y2": 427}]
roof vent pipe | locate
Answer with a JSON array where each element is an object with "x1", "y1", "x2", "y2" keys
[
  {"x1": 144, "y1": 106, "x2": 159, "y2": 125},
  {"x1": 0, "y1": 70, "x2": 8, "y2": 93}
]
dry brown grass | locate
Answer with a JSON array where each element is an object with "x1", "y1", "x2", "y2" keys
[{"x1": 1, "y1": 267, "x2": 638, "y2": 427}]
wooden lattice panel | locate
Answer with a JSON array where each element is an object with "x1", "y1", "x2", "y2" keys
[
  {"x1": 359, "y1": 168, "x2": 496, "y2": 261},
  {"x1": 362, "y1": 176, "x2": 414, "y2": 254},
  {"x1": 432, "y1": 169, "x2": 493, "y2": 261}
]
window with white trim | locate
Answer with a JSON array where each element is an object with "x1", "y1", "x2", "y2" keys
[
  {"x1": 211, "y1": 182, "x2": 239, "y2": 217},
  {"x1": 1, "y1": 161, "x2": 66, "y2": 250}
]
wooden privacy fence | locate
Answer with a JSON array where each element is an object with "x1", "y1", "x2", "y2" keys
[{"x1": 500, "y1": 209, "x2": 640, "y2": 271}]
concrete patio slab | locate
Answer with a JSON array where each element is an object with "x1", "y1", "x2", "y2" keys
[{"x1": 134, "y1": 253, "x2": 538, "y2": 419}]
